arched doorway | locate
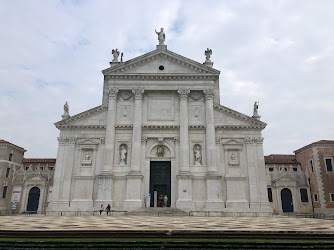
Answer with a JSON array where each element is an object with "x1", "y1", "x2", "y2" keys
[
  {"x1": 281, "y1": 188, "x2": 293, "y2": 213},
  {"x1": 26, "y1": 187, "x2": 40, "y2": 213}
]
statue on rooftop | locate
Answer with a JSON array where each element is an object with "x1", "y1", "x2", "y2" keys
[
  {"x1": 253, "y1": 101, "x2": 259, "y2": 116},
  {"x1": 155, "y1": 28, "x2": 166, "y2": 45},
  {"x1": 205, "y1": 48, "x2": 212, "y2": 62},
  {"x1": 112, "y1": 49, "x2": 120, "y2": 62}
]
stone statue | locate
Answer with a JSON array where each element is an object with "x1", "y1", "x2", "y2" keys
[
  {"x1": 155, "y1": 28, "x2": 166, "y2": 45},
  {"x1": 82, "y1": 151, "x2": 92, "y2": 166},
  {"x1": 64, "y1": 102, "x2": 69, "y2": 113},
  {"x1": 194, "y1": 145, "x2": 202, "y2": 165},
  {"x1": 157, "y1": 145, "x2": 165, "y2": 157},
  {"x1": 62, "y1": 101, "x2": 70, "y2": 120},
  {"x1": 112, "y1": 49, "x2": 120, "y2": 62},
  {"x1": 205, "y1": 48, "x2": 212, "y2": 62},
  {"x1": 119, "y1": 145, "x2": 127, "y2": 165},
  {"x1": 253, "y1": 102, "x2": 259, "y2": 116},
  {"x1": 85, "y1": 152, "x2": 90, "y2": 160}
]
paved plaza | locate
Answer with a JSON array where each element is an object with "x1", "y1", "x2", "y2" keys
[{"x1": 0, "y1": 215, "x2": 333, "y2": 233}]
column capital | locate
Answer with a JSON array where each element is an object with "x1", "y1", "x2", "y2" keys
[
  {"x1": 178, "y1": 89, "x2": 190, "y2": 100},
  {"x1": 108, "y1": 87, "x2": 119, "y2": 100},
  {"x1": 203, "y1": 89, "x2": 215, "y2": 100},
  {"x1": 132, "y1": 88, "x2": 144, "y2": 100}
]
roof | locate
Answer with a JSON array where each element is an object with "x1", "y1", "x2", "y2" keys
[
  {"x1": 0, "y1": 140, "x2": 26, "y2": 151},
  {"x1": 264, "y1": 154, "x2": 299, "y2": 164},
  {"x1": 23, "y1": 158, "x2": 56, "y2": 164},
  {"x1": 294, "y1": 140, "x2": 334, "y2": 154}
]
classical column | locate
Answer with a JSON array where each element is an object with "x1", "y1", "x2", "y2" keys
[
  {"x1": 124, "y1": 88, "x2": 144, "y2": 209},
  {"x1": 102, "y1": 87, "x2": 118, "y2": 173},
  {"x1": 130, "y1": 88, "x2": 144, "y2": 173},
  {"x1": 176, "y1": 89, "x2": 194, "y2": 210},
  {"x1": 204, "y1": 89, "x2": 223, "y2": 210},
  {"x1": 204, "y1": 89, "x2": 217, "y2": 174},
  {"x1": 178, "y1": 89, "x2": 190, "y2": 173}
]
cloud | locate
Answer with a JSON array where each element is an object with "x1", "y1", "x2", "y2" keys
[{"x1": 0, "y1": 0, "x2": 333, "y2": 157}]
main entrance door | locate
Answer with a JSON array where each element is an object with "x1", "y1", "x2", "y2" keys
[
  {"x1": 150, "y1": 161, "x2": 171, "y2": 207},
  {"x1": 26, "y1": 187, "x2": 40, "y2": 213},
  {"x1": 281, "y1": 188, "x2": 294, "y2": 213}
]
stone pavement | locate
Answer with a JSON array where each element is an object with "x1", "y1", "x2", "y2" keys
[{"x1": 0, "y1": 215, "x2": 333, "y2": 233}]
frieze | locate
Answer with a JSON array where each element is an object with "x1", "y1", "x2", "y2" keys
[
  {"x1": 245, "y1": 137, "x2": 264, "y2": 144},
  {"x1": 215, "y1": 125, "x2": 264, "y2": 130},
  {"x1": 118, "y1": 90, "x2": 133, "y2": 100},
  {"x1": 189, "y1": 91, "x2": 204, "y2": 101},
  {"x1": 56, "y1": 125, "x2": 106, "y2": 129},
  {"x1": 107, "y1": 74, "x2": 217, "y2": 81},
  {"x1": 57, "y1": 137, "x2": 77, "y2": 145}
]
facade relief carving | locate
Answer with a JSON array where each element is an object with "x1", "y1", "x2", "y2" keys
[
  {"x1": 228, "y1": 151, "x2": 240, "y2": 166},
  {"x1": 178, "y1": 89, "x2": 190, "y2": 100},
  {"x1": 189, "y1": 91, "x2": 204, "y2": 101},
  {"x1": 132, "y1": 88, "x2": 144, "y2": 100},
  {"x1": 108, "y1": 87, "x2": 119, "y2": 100},
  {"x1": 203, "y1": 89, "x2": 215, "y2": 100},
  {"x1": 245, "y1": 137, "x2": 264, "y2": 144},
  {"x1": 118, "y1": 90, "x2": 133, "y2": 100},
  {"x1": 82, "y1": 150, "x2": 92, "y2": 166}
]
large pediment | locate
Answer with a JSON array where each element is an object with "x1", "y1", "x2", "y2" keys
[
  {"x1": 214, "y1": 104, "x2": 267, "y2": 129},
  {"x1": 54, "y1": 105, "x2": 108, "y2": 129},
  {"x1": 102, "y1": 49, "x2": 220, "y2": 76}
]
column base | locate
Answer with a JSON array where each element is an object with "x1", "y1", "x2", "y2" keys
[
  {"x1": 125, "y1": 173, "x2": 143, "y2": 208},
  {"x1": 123, "y1": 200, "x2": 143, "y2": 210},
  {"x1": 206, "y1": 200, "x2": 225, "y2": 210},
  {"x1": 176, "y1": 200, "x2": 194, "y2": 211}
]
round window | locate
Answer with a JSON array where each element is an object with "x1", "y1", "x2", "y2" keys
[{"x1": 159, "y1": 65, "x2": 164, "y2": 71}]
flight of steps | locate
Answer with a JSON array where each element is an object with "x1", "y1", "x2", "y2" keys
[{"x1": 126, "y1": 207, "x2": 189, "y2": 216}]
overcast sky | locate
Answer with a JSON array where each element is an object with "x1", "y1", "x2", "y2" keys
[{"x1": 0, "y1": 0, "x2": 333, "y2": 158}]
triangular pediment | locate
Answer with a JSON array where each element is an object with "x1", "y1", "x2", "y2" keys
[
  {"x1": 214, "y1": 104, "x2": 267, "y2": 129},
  {"x1": 54, "y1": 105, "x2": 108, "y2": 129},
  {"x1": 102, "y1": 49, "x2": 220, "y2": 76}
]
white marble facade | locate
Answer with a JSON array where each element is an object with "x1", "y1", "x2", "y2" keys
[{"x1": 48, "y1": 39, "x2": 272, "y2": 214}]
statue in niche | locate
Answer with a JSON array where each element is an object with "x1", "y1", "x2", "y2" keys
[
  {"x1": 119, "y1": 145, "x2": 128, "y2": 165},
  {"x1": 194, "y1": 107, "x2": 199, "y2": 118},
  {"x1": 228, "y1": 152, "x2": 239, "y2": 166},
  {"x1": 155, "y1": 28, "x2": 166, "y2": 45},
  {"x1": 193, "y1": 145, "x2": 202, "y2": 165},
  {"x1": 85, "y1": 152, "x2": 90, "y2": 160}
]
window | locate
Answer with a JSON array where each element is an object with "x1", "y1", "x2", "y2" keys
[
  {"x1": 9, "y1": 153, "x2": 13, "y2": 161},
  {"x1": 25, "y1": 167, "x2": 29, "y2": 171},
  {"x1": 48, "y1": 166, "x2": 54, "y2": 171},
  {"x1": 269, "y1": 167, "x2": 274, "y2": 172},
  {"x1": 2, "y1": 186, "x2": 7, "y2": 198},
  {"x1": 300, "y1": 189, "x2": 309, "y2": 202},
  {"x1": 268, "y1": 188, "x2": 273, "y2": 202},
  {"x1": 5, "y1": 168, "x2": 10, "y2": 178},
  {"x1": 313, "y1": 193, "x2": 319, "y2": 202},
  {"x1": 293, "y1": 167, "x2": 297, "y2": 172},
  {"x1": 330, "y1": 193, "x2": 334, "y2": 202},
  {"x1": 284, "y1": 167, "x2": 288, "y2": 171},
  {"x1": 39, "y1": 166, "x2": 44, "y2": 171},
  {"x1": 325, "y1": 159, "x2": 333, "y2": 172},
  {"x1": 309, "y1": 160, "x2": 314, "y2": 173}
]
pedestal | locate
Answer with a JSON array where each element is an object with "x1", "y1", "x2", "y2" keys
[
  {"x1": 176, "y1": 174, "x2": 194, "y2": 211},
  {"x1": 95, "y1": 175, "x2": 113, "y2": 208},
  {"x1": 205, "y1": 174, "x2": 224, "y2": 210},
  {"x1": 123, "y1": 173, "x2": 143, "y2": 210}
]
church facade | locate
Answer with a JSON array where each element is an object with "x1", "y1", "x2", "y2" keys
[{"x1": 48, "y1": 34, "x2": 272, "y2": 214}]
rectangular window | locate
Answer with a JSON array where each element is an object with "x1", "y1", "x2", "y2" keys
[
  {"x1": 325, "y1": 159, "x2": 333, "y2": 172},
  {"x1": 5, "y1": 168, "x2": 10, "y2": 178},
  {"x1": 330, "y1": 193, "x2": 334, "y2": 202},
  {"x1": 313, "y1": 193, "x2": 319, "y2": 202},
  {"x1": 25, "y1": 167, "x2": 29, "y2": 171},
  {"x1": 48, "y1": 166, "x2": 54, "y2": 171},
  {"x1": 300, "y1": 188, "x2": 309, "y2": 202},
  {"x1": 39, "y1": 166, "x2": 44, "y2": 171},
  {"x1": 268, "y1": 188, "x2": 273, "y2": 202},
  {"x1": 2, "y1": 186, "x2": 7, "y2": 198},
  {"x1": 9, "y1": 153, "x2": 13, "y2": 161},
  {"x1": 309, "y1": 160, "x2": 314, "y2": 173}
]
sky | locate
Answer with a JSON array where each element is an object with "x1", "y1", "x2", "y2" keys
[{"x1": 0, "y1": 0, "x2": 333, "y2": 158}]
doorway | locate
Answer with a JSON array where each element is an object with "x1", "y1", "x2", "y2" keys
[
  {"x1": 281, "y1": 188, "x2": 293, "y2": 213},
  {"x1": 150, "y1": 161, "x2": 171, "y2": 207},
  {"x1": 26, "y1": 187, "x2": 40, "y2": 213}
]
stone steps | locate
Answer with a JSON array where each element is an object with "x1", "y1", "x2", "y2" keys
[{"x1": 127, "y1": 207, "x2": 189, "y2": 216}]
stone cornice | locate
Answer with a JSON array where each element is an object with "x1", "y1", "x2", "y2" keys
[
  {"x1": 142, "y1": 125, "x2": 180, "y2": 129},
  {"x1": 213, "y1": 104, "x2": 267, "y2": 129},
  {"x1": 102, "y1": 49, "x2": 220, "y2": 75},
  {"x1": 105, "y1": 74, "x2": 218, "y2": 81},
  {"x1": 294, "y1": 143, "x2": 334, "y2": 154},
  {"x1": 215, "y1": 125, "x2": 264, "y2": 130},
  {"x1": 55, "y1": 105, "x2": 108, "y2": 128},
  {"x1": 56, "y1": 125, "x2": 106, "y2": 129}
]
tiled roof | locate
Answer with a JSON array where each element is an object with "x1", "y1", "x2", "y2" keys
[
  {"x1": 0, "y1": 139, "x2": 26, "y2": 151},
  {"x1": 294, "y1": 140, "x2": 334, "y2": 153},
  {"x1": 264, "y1": 154, "x2": 299, "y2": 164},
  {"x1": 23, "y1": 158, "x2": 56, "y2": 163}
]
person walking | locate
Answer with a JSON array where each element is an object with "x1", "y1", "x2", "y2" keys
[
  {"x1": 164, "y1": 195, "x2": 168, "y2": 207},
  {"x1": 106, "y1": 204, "x2": 111, "y2": 216},
  {"x1": 99, "y1": 204, "x2": 104, "y2": 215}
]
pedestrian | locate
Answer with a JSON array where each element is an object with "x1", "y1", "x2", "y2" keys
[
  {"x1": 164, "y1": 195, "x2": 168, "y2": 207},
  {"x1": 106, "y1": 204, "x2": 111, "y2": 216},
  {"x1": 99, "y1": 204, "x2": 104, "y2": 215},
  {"x1": 159, "y1": 194, "x2": 164, "y2": 207}
]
